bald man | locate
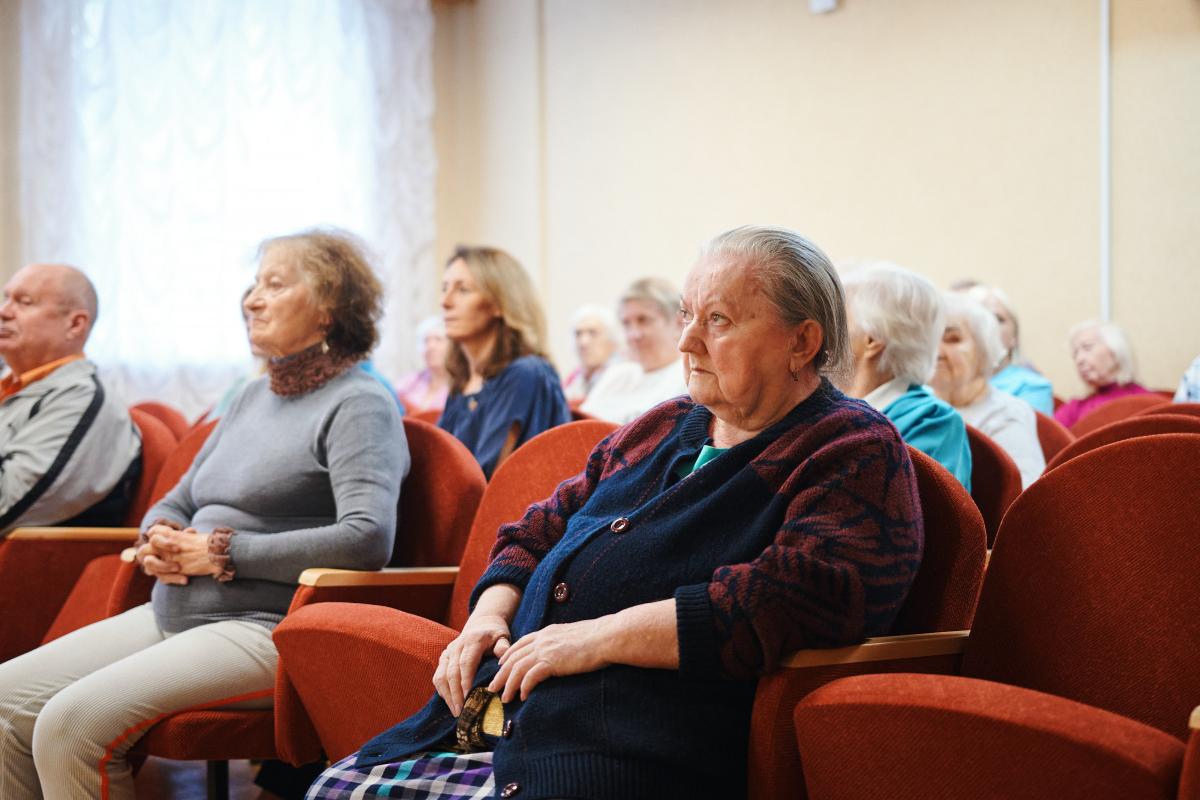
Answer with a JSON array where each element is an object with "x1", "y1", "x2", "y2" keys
[{"x1": 0, "y1": 263, "x2": 141, "y2": 534}]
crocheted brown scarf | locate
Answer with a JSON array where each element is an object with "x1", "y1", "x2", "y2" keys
[{"x1": 267, "y1": 343, "x2": 356, "y2": 396}]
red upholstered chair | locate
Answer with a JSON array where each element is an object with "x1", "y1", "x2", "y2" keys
[
  {"x1": 793, "y1": 434, "x2": 1200, "y2": 800},
  {"x1": 1044, "y1": 414, "x2": 1200, "y2": 473},
  {"x1": 745, "y1": 445, "x2": 986, "y2": 800},
  {"x1": 131, "y1": 400, "x2": 191, "y2": 440},
  {"x1": 0, "y1": 408, "x2": 176, "y2": 662},
  {"x1": 1140, "y1": 401, "x2": 1200, "y2": 419},
  {"x1": 126, "y1": 418, "x2": 492, "y2": 790},
  {"x1": 271, "y1": 419, "x2": 618, "y2": 765},
  {"x1": 964, "y1": 425, "x2": 1021, "y2": 548},
  {"x1": 1034, "y1": 410, "x2": 1074, "y2": 463},
  {"x1": 1068, "y1": 392, "x2": 1169, "y2": 436}
]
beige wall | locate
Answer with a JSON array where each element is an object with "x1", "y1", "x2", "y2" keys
[
  {"x1": 0, "y1": 0, "x2": 18, "y2": 280},
  {"x1": 433, "y1": 0, "x2": 1200, "y2": 396},
  {"x1": 1111, "y1": 0, "x2": 1200, "y2": 394}
]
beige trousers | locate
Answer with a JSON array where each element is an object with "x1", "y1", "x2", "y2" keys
[{"x1": 0, "y1": 603, "x2": 276, "y2": 800}]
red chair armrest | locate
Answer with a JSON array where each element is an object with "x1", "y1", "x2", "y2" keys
[
  {"x1": 749, "y1": 631, "x2": 968, "y2": 800},
  {"x1": 794, "y1": 674, "x2": 1185, "y2": 800},
  {"x1": 273, "y1": 602, "x2": 458, "y2": 762},
  {"x1": 286, "y1": 567, "x2": 459, "y2": 620}
]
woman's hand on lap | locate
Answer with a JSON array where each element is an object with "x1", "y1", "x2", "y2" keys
[
  {"x1": 433, "y1": 613, "x2": 512, "y2": 716},
  {"x1": 488, "y1": 621, "x2": 610, "y2": 703}
]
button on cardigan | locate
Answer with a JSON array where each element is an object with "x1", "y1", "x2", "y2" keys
[{"x1": 358, "y1": 379, "x2": 923, "y2": 800}]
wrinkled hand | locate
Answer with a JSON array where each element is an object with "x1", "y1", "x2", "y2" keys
[
  {"x1": 135, "y1": 523, "x2": 190, "y2": 585},
  {"x1": 148, "y1": 527, "x2": 217, "y2": 577},
  {"x1": 433, "y1": 613, "x2": 512, "y2": 716},
  {"x1": 487, "y1": 621, "x2": 609, "y2": 703}
]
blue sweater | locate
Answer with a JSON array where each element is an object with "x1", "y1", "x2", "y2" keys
[
  {"x1": 991, "y1": 364, "x2": 1054, "y2": 416},
  {"x1": 883, "y1": 384, "x2": 973, "y2": 491},
  {"x1": 439, "y1": 355, "x2": 570, "y2": 478},
  {"x1": 358, "y1": 380, "x2": 922, "y2": 799}
]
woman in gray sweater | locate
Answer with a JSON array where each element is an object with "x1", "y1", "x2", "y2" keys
[{"x1": 0, "y1": 229, "x2": 408, "y2": 800}]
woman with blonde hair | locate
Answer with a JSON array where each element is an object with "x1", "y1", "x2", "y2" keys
[{"x1": 438, "y1": 246, "x2": 569, "y2": 477}]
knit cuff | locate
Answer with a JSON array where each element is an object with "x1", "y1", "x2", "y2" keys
[
  {"x1": 208, "y1": 527, "x2": 236, "y2": 582},
  {"x1": 674, "y1": 583, "x2": 722, "y2": 679}
]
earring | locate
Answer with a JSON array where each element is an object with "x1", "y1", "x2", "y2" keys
[
  {"x1": 790, "y1": 368, "x2": 800, "y2": 382},
  {"x1": 320, "y1": 340, "x2": 330, "y2": 355}
]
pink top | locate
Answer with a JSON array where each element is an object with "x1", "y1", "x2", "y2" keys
[
  {"x1": 1054, "y1": 382, "x2": 1150, "y2": 428},
  {"x1": 395, "y1": 368, "x2": 449, "y2": 415}
]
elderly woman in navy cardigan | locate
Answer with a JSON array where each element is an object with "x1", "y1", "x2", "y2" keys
[{"x1": 309, "y1": 226, "x2": 924, "y2": 800}]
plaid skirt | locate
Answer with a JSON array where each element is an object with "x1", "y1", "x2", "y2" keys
[{"x1": 306, "y1": 750, "x2": 495, "y2": 799}]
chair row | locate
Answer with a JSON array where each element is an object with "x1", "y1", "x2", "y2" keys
[
  {"x1": 792, "y1": 433, "x2": 1200, "y2": 799},
  {"x1": 971, "y1": 403, "x2": 1200, "y2": 549}
]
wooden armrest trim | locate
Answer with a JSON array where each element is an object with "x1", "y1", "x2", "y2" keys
[
  {"x1": 298, "y1": 566, "x2": 460, "y2": 588},
  {"x1": 1190, "y1": 705, "x2": 1200, "y2": 731},
  {"x1": 8, "y1": 527, "x2": 140, "y2": 542},
  {"x1": 780, "y1": 630, "x2": 970, "y2": 668}
]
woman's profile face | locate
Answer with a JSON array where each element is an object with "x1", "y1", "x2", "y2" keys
[
  {"x1": 244, "y1": 246, "x2": 328, "y2": 359},
  {"x1": 441, "y1": 258, "x2": 499, "y2": 344},
  {"x1": 930, "y1": 318, "x2": 982, "y2": 402},
  {"x1": 1071, "y1": 328, "x2": 1119, "y2": 388},
  {"x1": 679, "y1": 258, "x2": 802, "y2": 423}
]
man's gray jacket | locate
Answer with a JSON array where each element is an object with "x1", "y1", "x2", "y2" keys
[{"x1": 0, "y1": 358, "x2": 142, "y2": 534}]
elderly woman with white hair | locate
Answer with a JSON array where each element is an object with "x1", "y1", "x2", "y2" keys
[
  {"x1": 931, "y1": 293, "x2": 1044, "y2": 488},
  {"x1": 842, "y1": 264, "x2": 972, "y2": 489},
  {"x1": 562, "y1": 304, "x2": 620, "y2": 404},
  {"x1": 306, "y1": 225, "x2": 922, "y2": 800},
  {"x1": 962, "y1": 284, "x2": 1054, "y2": 415},
  {"x1": 1055, "y1": 320, "x2": 1150, "y2": 428},
  {"x1": 580, "y1": 277, "x2": 688, "y2": 424}
]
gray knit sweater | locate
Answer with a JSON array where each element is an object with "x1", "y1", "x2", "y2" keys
[{"x1": 143, "y1": 366, "x2": 408, "y2": 633}]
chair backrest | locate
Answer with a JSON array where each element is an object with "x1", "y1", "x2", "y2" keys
[
  {"x1": 964, "y1": 425, "x2": 1022, "y2": 548},
  {"x1": 389, "y1": 419, "x2": 486, "y2": 568},
  {"x1": 125, "y1": 408, "x2": 179, "y2": 525},
  {"x1": 890, "y1": 447, "x2": 986, "y2": 634},
  {"x1": 131, "y1": 400, "x2": 191, "y2": 440},
  {"x1": 1033, "y1": 411, "x2": 1074, "y2": 464},
  {"x1": 445, "y1": 419, "x2": 618, "y2": 631},
  {"x1": 1139, "y1": 401, "x2": 1200, "y2": 419},
  {"x1": 1069, "y1": 393, "x2": 1167, "y2": 436},
  {"x1": 410, "y1": 408, "x2": 441, "y2": 425},
  {"x1": 962, "y1": 434, "x2": 1200, "y2": 740},
  {"x1": 1044, "y1": 413, "x2": 1200, "y2": 473}
]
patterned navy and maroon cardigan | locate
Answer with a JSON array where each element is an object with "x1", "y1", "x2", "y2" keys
[{"x1": 358, "y1": 379, "x2": 923, "y2": 800}]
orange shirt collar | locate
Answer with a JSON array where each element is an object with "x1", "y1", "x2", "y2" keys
[{"x1": 0, "y1": 353, "x2": 85, "y2": 400}]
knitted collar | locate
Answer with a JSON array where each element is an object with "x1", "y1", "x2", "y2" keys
[{"x1": 267, "y1": 343, "x2": 356, "y2": 396}]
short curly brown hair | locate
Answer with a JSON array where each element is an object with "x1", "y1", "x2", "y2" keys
[{"x1": 257, "y1": 228, "x2": 383, "y2": 359}]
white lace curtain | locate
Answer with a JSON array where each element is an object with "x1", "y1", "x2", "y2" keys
[{"x1": 17, "y1": 0, "x2": 436, "y2": 418}]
